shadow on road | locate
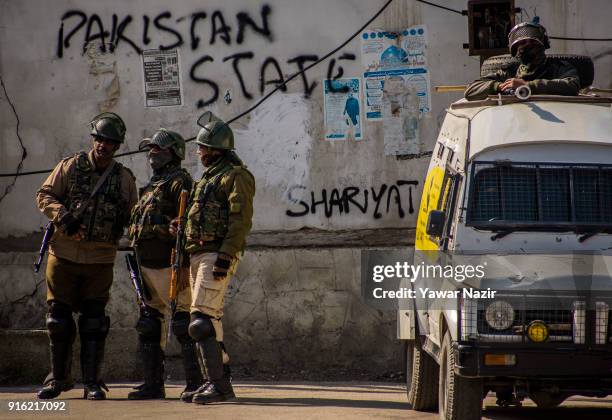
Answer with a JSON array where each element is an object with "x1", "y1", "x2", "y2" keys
[
  {"x1": 484, "y1": 406, "x2": 612, "y2": 419},
  {"x1": 235, "y1": 384, "x2": 405, "y2": 394},
  {"x1": 226, "y1": 396, "x2": 410, "y2": 410}
]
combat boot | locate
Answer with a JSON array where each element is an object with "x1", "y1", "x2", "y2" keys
[
  {"x1": 192, "y1": 380, "x2": 235, "y2": 404},
  {"x1": 181, "y1": 363, "x2": 232, "y2": 403},
  {"x1": 128, "y1": 342, "x2": 165, "y2": 400},
  {"x1": 178, "y1": 339, "x2": 205, "y2": 402},
  {"x1": 192, "y1": 341, "x2": 234, "y2": 404},
  {"x1": 37, "y1": 330, "x2": 75, "y2": 399},
  {"x1": 180, "y1": 381, "x2": 209, "y2": 403},
  {"x1": 37, "y1": 377, "x2": 74, "y2": 399},
  {"x1": 81, "y1": 339, "x2": 108, "y2": 400}
]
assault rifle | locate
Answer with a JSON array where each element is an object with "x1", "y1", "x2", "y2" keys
[
  {"x1": 167, "y1": 189, "x2": 189, "y2": 342},
  {"x1": 125, "y1": 247, "x2": 152, "y2": 316},
  {"x1": 34, "y1": 221, "x2": 55, "y2": 273}
]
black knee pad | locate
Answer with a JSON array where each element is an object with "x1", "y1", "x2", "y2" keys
[
  {"x1": 78, "y1": 315, "x2": 110, "y2": 341},
  {"x1": 188, "y1": 312, "x2": 216, "y2": 342},
  {"x1": 79, "y1": 300, "x2": 105, "y2": 318},
  {"x1": 135, "y1": 312, "x2": 162, "y2": 343},
  {"x1": 172, "y1": 311, "x2": 192, "y2": 344},
  {"x1": 46, "y1": 302, "x2": 75, "y2": 338}
]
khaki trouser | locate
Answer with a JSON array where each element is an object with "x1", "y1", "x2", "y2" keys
[
  {"x1": 189, "y1": 252, "x2": 238, "y2": 341},
  {"x1": 140, "y1": 266, "x2": 191, "y2": 314},
  {"x1": 140, "y1": 266, "x2": 193, "y2": 348},
  {"x1": 46, "y1": 254, "x2": 114, "y2": 309}
]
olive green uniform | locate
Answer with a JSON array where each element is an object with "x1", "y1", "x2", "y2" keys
[
  {"x1": 129, "y1": 165, "x2": 193, "y2": 316},
  {"x1": 185, "y1": 152, "x2": 255, "y2": 317},
  {"x1": 127, "y1": 164, "x2": 207, "y2": 399},
  {"x1": 464, "y1": 58, "x2": 580, "y2": 101}
]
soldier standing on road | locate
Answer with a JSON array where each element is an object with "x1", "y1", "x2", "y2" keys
[
  {"x1": 465, "y1": 20, "x2": 580, "y2": 101},
  {"x1": 126, "y1": 129, "x2": 203, "y2": 400},
  {"x1": 36, "y1": 113, "x2": 137, "y2": 400},
  {"x1": 170, "y1": 114, "x2": 255, "y2": 404}
]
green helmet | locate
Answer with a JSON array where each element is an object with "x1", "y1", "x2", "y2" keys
[
  {"x1": 90, "y1": 112, "x2": 126, "y2": 143},
  {"x1": 138, "y1": 128, "x2": 186, "y2": 160},
  {"x1": 195, "y1": 112, "x2": 234, "y2": 150}
]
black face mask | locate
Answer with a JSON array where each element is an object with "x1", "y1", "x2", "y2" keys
[
  {"x1": 517, "y1": 44, "x2": 544, "y2": 65},
  {"x1": 149, "y1": 153, "x2": 172, "y2": 171}
]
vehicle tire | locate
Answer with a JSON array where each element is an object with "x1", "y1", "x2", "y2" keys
[
  {"x1": 480, "y1": 54, "x2": 519, "y2": 77},
  {"x1": 480, "y1": 54, "x2": 594, "y2": 88},
  {"x1": 438, "y1": 331, "x2": 483, "y2": 420},
  {"x1": 529, "y1": 391, "x2": 567, "y2": 408},
  {"x1": 406, "y1": 339, "x2": 439, "y2": 410}
]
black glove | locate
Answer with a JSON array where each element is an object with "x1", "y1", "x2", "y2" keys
[
  {"x1": 212, "y1": 254, "x2": 232, "y2": 279},
  {"x1": 59, "y1": 213, "x2": 82, "y2": 237}
]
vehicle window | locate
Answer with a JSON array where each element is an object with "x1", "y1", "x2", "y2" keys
[{"x1": 467, "y1": 162, "x2": 612, "y2": 227}]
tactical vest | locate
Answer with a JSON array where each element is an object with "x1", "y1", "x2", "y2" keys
[
  {"x1": 64, "y1": 152, "x2": 126, "y2": 243},
  {"x1": 185, "y1": 160, "x2": 237, "y2": 250},
  {"x1": 129, "y1": 168, "x2": 191, "y2": 243}
]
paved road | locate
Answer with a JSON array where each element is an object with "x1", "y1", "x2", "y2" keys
[{"x1": 1, "y1": 382, "x2": 611, "y2": 419}]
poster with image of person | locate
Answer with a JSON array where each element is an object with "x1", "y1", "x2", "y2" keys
[{"x1": 323, "y1": 78, "x2": 363, "y2": 141}]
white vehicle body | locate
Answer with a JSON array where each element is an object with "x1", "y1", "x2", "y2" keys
[{"x1": 399, "y1": 95, "x2": 612, "y2": 419}]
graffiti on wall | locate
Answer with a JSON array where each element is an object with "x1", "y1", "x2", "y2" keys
[
  {"x1": 286, "y1": 180, "x2": 419, "y2": 219},
  {"x1": 55, "y1": 5, "x2": 356, "y2": 107}
]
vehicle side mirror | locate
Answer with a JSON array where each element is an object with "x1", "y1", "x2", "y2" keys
[{"x1": 426, "y1": 210, "x2": 446, "y2": 237}]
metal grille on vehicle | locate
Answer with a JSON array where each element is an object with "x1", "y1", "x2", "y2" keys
[{"x1": 467, "y1": 162, "x2": 612, "y2": 226}]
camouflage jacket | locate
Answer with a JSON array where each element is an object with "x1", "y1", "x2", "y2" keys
[
  {"x1": 185, "y1": 153, "x2": 255, "y2": 258},
  {"x1": 464, "y1": 58, "x2": 580, "y2": 101}
]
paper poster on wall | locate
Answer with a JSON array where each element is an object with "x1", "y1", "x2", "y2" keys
[
  {"x1": 361, "y1": 25, "x2": 429, "y2": 121},
  {"x1": 361, "y1": 29, "x2": 397, "y2": 70},
  {"x1": 323, "y1": 78, "x2": 363, "y2": 141},
  {"x1": 142, "y1": 49, "x2": 183, "y2": 107},
  {"x1": 383, "y1": 77, "x2": 420, "y2": 156},
  {"x1": 364, "y1": 68, "x2": 431, "y2": 121},
  {"x1": 399, "y1": 25, "x2": 428, "y2": 67}
]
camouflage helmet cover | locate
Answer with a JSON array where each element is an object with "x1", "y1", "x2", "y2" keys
[
  {"x1": 508, "y1": 22, "x2": 550, "y2": 56},
  {"x1": 139, "y1": 128, "x2": 186, "y2": 160},
  {"x1": 195, "y1": 112, "x2": 234, "y2": 150},
  {"x1": 90, "y1": 112, "x2": 126, "y2": 143}
]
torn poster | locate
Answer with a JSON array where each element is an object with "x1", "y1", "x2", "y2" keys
[
  {"x1": 383, "y1": 77, "x2": 420, "y2": 156},
  {"x1": 142, "y1": 49, "x2": 183, "y2": 107},
  {"x1": 364, "y1": 68, "x2": 431, "y2": 121},
  {"x1": 323, "y1": 78, "x2": 363, "y2": 141},
  {"x1": 361, "y1": 25, "x2": 430, "y2": 121}
]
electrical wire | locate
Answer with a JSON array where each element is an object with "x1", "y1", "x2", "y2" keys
[
  {"x1": 0, "y1": 0, "x2": 394, "y2": 178},
  {"x1": 415, "y1": 0, "x2": 463, "y2": 15},
  {"x1": 550, "y1": 36, "x2": 612, "y2": 41},
  {"x1": 415, "y1": 0, "x2": 612, "y2": 41}
]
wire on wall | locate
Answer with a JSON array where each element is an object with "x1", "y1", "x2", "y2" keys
[{"x1": 0, "y1": 0, "x2": 395, "y2": 178}]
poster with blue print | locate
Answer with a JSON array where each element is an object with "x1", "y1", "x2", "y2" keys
[
  {"x1": 323, "y1": 78, "x2": 363, "y2": 141},
  {"x1": 361, "y1": 25, "x2": 430, "y2": 121}
]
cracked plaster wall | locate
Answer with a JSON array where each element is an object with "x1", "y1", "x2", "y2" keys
[
  {"x1": 1, "y1": 0, "x2": 611, "y2": 379},
  {"x1": 0, "y1": 247, "x2": 404, "y2": 378}
]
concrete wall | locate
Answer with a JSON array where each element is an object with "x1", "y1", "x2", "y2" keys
[{"x1": 1, "y1": 0, "x2": 611, "y2": 382}]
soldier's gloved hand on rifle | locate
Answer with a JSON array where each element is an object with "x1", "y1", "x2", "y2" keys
[
  {"x1": 59, "y1": 213, "x2": 84, "y2": 237},
  {"x1": 213, "y1": 253, "x2": 233, "y2": 279}
]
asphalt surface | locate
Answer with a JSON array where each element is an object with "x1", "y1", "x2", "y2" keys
[{"x1": 1, "y1": 382, "x2": 612, "y2": 419}]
